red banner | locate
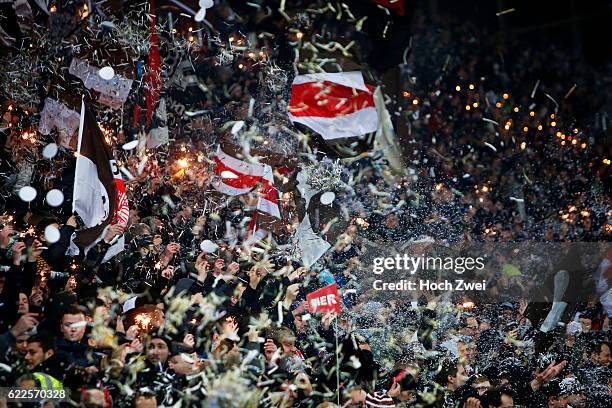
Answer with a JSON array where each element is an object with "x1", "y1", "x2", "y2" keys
[
  {"x1": 306, "y1": 284, "x2": 341, "y2": 314},
  {"x1": 371, "y1": 0, "x2": 405, "y2": 16}
]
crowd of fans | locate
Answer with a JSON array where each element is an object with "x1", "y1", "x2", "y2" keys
[{"x1": 0, "y1": 0, "x2": 610, "y2": 407}]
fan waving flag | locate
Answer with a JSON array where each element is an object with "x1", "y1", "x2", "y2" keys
[
  {"x1": 212, "y1": 147, "x2": 270, "y2": 196},
  {"x1": 71, "y1": 100, "x2": 129, "y2": 260},
  {"x1": 306, "y1": 284, "x2": 341, "y2": 314},
  {"x1": 211, "y1": 143, "x2": 288, "y2": 241},
  {"x1": 288, "y1": 71, "x2": 378, "y2": 140}
]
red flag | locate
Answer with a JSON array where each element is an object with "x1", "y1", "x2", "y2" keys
[
  {"x1": 371, "y1": 0, "x2": 405, "y2": 16},
  {"x1": 306, "y1": 284, "x2": 341, "y2": 314},
  {"x1": 288, "y1": 72, "x2": 377, "y2": 140},
  {"x1": 145, "y1": 0, "x2": 161, "y2": 126}
]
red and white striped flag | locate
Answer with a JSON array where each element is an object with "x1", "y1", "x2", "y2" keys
[
  {"x1": 211, "y1": 146, "x2": 282, "y2": 239},
  {"x1": 288, "y1": 71, "x2": 378, "y2": 140}
]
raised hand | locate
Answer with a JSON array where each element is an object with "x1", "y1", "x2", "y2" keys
[
  {"x1": 27, "y1": 239, "x2": 43, "y2": 262},
  {"x1": 227, "y1": 261, "x2": 240, "y2": 275},
  {"x1": 531, "y1": 360, "x2": 567, "y2": 391},
  {"x1": 463, "y1": 397, "x2": 483, "y2": 408},
  {"x1": 10, "y1": 313, "x2": 39, "y2": 337},
  {"x1": 321, "y1": 311, "x2": 337, "y2": 331},
  {"x1": 213, "y1": 258, "x2": 225, "y2": 276},
  {"x1": 65, "y1": 216, "x2": 77, "y2": 227},
  {"x1": 12, "y1": 242, "x2": 26, "y2": 266},
  {"x1": 288, "y1": 267, "x2": 307, "y2": 282},
  {"x1": 104, "y1": 224, "x2": 124, "y2": 243},
  {"x1": 0, "y1": 224, "x2": 14, "y2": 248},
  {"x1": 161, "y1": 265, "x2": 175, "y2": 280},
  {"x1": 283, "y1": 284, "x2": 300, "y2": 308},
  {"x1": 263, "y1": 339, "x2": 279, "y2": 363},
  {"x1": 195, "y1": 253, "x2": 210, "y2": 280}
]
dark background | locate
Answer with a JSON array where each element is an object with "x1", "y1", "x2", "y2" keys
[{"x1": 421, "y1": 0, "x2": 611, "y2": 67}]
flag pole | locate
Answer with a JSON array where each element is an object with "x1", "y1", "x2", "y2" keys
[
  {"x1": 72, "y1": 97, "x2": 86, "y2": 214},
  {"x1": 334, "y1": 318, "x2": 340, "y2": 406}
]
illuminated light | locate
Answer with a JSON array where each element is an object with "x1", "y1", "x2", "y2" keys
[
  {"x1": 177, "y1": 158, "x2": 189, "y2": 168},
  {"x1": 171, "y1": 28, "x2": 177, "y2": 34},
  {"x1": 465, "y1": 105, "x2": 471, "y2": 111},
  {"x1": 435, "y1": 183, "x2": 443, "y2": 191},
  {"x1": 259, "y1": 51, "x2": 264, "y2": 57},
  {"x1": 581, "y1": 143, "x2": 587, "y2": 149},
  {"x1": 238, "y1": 63, "x2": 244, "y2": 69},
  {"x1": 479, "y1": 197, "x2": 484, "y2": 203},
  {"x1": 296, "y1": 32, "x2": 304, "y2": 39},
  {"x1": 50, "y1": 4, "x2": 57, "y2": 12},
  {"x1": 571, "y1": 139, "x2": 577, "y2": 145},
  {"x1": 495, "y1": 102, "x2": 502, "y2": 108},
  {"x1": 550, "y1": 114, "x2": 555, "y2": 119},
  {"x1": 513, "y1": 107, "x2": 519, "y2": 112},
  {"x1": 573, "y1": 128, "x2": 579, "y2": 134},
  {"x1": 603, "y1": 158, "x2": 611, "y2": 165},
  {"x1": 188, "y1": 27, "x2": 193, "y2": 32},
  {"x1": 248, "y1": 52, "x2": 255, "y2": 58},
  {"x1": 561, "y1": 141, "x2": 566, "y2": 146},
  {"x1": 504, "y1": 124, "x2": 510, "y2": 130},
  {"x1": 568, "y1": 205, "x2": 576, "y2": 212},
  {"x1": 520, "y1": 142, "x2": 526, "y2": 150},
  {"x1": 550, "y1": 121, "x2": 556, "y2": 127},
  {"x1": 556, "y1": 131, "x2": 562, "y2": 137},
  {"x1": 229, "y1": 36, "x2": 234, "y2": 42},
  {"x1": 188, "y1": 35, "x2": 195, "y2": 42},
  {"x1": 180, "y1": 145, "x2": 186, "y2": 152},
  {"x1": 560, "y1": 134, "x2": 566, "y2": 140},
  {"x1": 502, "y1": 93, "x2": 509, "y2": 100},
  {"x1": 529, "y1": 111, "x2": 535, "y2": 117},
  {"x1": 523, "y1": 126, "x2": 528, "y2": 132},
  {"x1": 468, "y1": 84, "x2": 475, "y2": 90},
  {"x1": 472, "y1": 102, "x2": 479, "y2": 108},
  {"x1": 567, "y1": 136, "x2": 572, "y2": 141},
  {"x1": 412, "y1": 99, "x2": 419, "y2": 105},
  {"x1": 580, "y1": 210, "x2": 590, "y2": 217},
  {"x1": 455, "y1": 85, "x2": 461, "y2": 91},
  {"x1": 481, "y1": 186, "x2": 489, "y2": 192},
  {"x1": 402, "y1": 91, "x2": 410, "y2": 97},
  {"x1": 537, "y1": 124, "x2": 543, "y2": 131}
]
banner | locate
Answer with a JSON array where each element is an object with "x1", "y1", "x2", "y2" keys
[{"x1": 306, "y1": 283, "x2": 341, "y2": 314}]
